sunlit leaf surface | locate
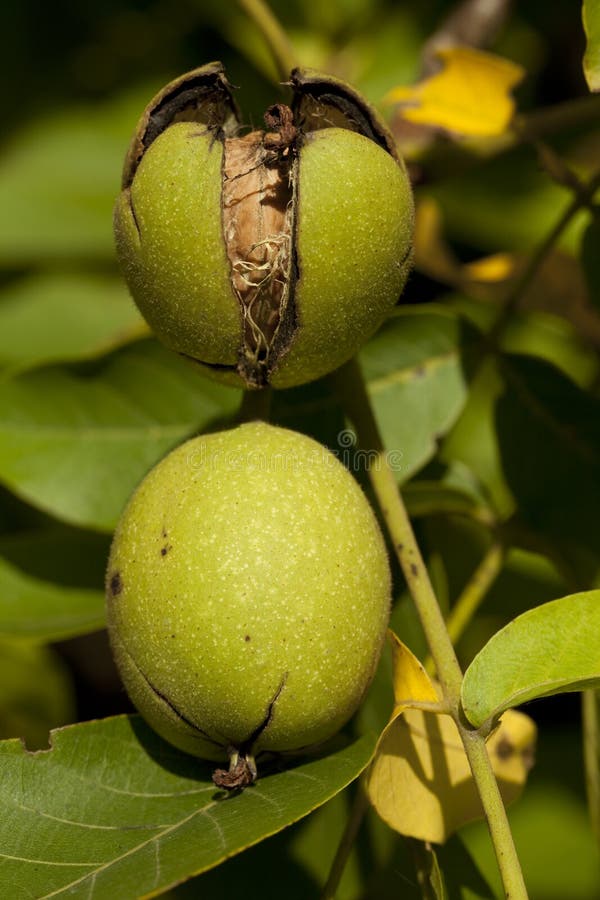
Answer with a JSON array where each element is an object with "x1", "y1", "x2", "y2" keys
[
  {"x1": 0, "y1": 340, "x2": 240, "y2": 531},
  {"x1": 0, "y1": 275, "x2": 146, "y2": 374},
  {"x1": 0, "y1": 556, "x2": 104, "y2": 642},
  {"x1": 0, "y1": 715, "x2": 376, "y2": 898},
  {"x1": 367, "y1": 635, "x2": 535, "y2": 842},
  {"x1": 583, "y1": 0, "x2": 600, "y2": 91},
  {"x1": 462, "y1": 591, "x2": 600, "y2": 727}
]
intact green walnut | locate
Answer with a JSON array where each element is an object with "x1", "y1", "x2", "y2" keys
[
  {"x1": 114, "y1": 62, "x2": 414, "y2": 389},
  {"x1": 106, "y1": 422, "x2": 390, "y2": 787}
]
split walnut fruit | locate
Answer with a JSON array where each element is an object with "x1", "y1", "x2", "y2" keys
[
  {"x1": 114, "y1": 62, "x2": 414, "y2": 389},
  {"x1": 106, "y1": 423, "x2": 390, "y2": 787}
]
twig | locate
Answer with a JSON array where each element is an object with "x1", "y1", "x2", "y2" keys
[
  {"x1": 446, "y1": 541, "x2": 506, "y2": 646},
  {"x1": 238, "y1": 387, "x2": 272, "y2": 423},
  {"x1": 515, "y1": 95, "x2": 600, "y2": 145},
  {"x1": 320, "y1": 783, "x2": 369, "y2": 900},
  {"x1": 333, "y1": 358, "x2": 528, "y2": 900},
  {"x1": 485, "y1": 168, "x2": 600, "y2": 352},
  {"x1": 582, "y1": 690, "x2": 600, "y2": 847},
  {"x1": 236, "y1": 0, "x2": 299, "y2": 81}
]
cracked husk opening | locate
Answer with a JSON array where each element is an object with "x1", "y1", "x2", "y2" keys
[{"x1": 222, "y1": 132, "x2": 295, "y2": 387}]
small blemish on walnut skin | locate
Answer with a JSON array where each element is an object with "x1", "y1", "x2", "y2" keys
[
  {"x1": 110, "y1": 572, "x2": 122, "y2": 597},
  {"x1": 244, "y1": 635, "x2": 251, "y2": 642},
  {"x1": 161, "y1": 544, "x2": 172, "y2": 557},
  {"x1": 410, "y1": 563, "x2": 419, "y2": 577}
]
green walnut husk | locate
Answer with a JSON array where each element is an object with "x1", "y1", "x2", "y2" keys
[
  {"x1": 114, "y1": 62, "x2": 414, "y2": 390},
  {"x1": 106, "y1": 422, "x2": 390, "y2": 786}
]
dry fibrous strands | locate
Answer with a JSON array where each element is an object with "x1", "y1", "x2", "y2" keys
[{"x1": 222, "y1": 130, "x2": 294, "y2": 380}]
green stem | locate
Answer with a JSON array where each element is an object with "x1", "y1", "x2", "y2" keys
[
  {"x1": 516, "y1": 95, "x2": 600, "y2": 144},
  {"x1": 582, "y1": 690, "x2": 600, "y2": 847},
  {"x1": 236, "y1": 0, "x2": 299, "y2": 80},
  {"x1": 485, "y1": 168, "x2": 600, "y2": 351},
  {"x1": 446, "y1": 542, "x2": 506, "y2": 647},
  {"x1": 460, "y1": 728, "x2": 528, "y2": 899},
  {"x1": 333, "y1": 361, "x2": 463, "y2": 702},
  {"x1": 238, "y1": 387, "x2": 272, "y2": 423},
  {"x1": 333, "y1": 358, "x2": 528, "y2": 900},
  {"x1": 320, "y1": 782, "x2": 369, "y2": 900}
]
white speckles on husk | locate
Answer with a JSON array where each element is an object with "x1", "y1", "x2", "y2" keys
[{"x1": 106, "y1": 423, "x2": 390, "y2": 764}]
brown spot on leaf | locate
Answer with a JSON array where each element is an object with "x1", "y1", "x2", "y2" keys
[
  {"x1": 109, "y1": 572, "x2": 122, "y2": 597},
  {"x1": 495, "y1": 737, "x2": 514, "y2": 761}
]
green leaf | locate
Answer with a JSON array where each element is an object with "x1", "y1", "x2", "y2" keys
[
  {"x1": 0, "y1": 274, "x2": 146, "y2": 374},
  {"x1": 583, "y1": 0, "x2": 600, "y2": 91},
  {"x1": 436, "y1": 835, "x2": 495, "y2": 899},
  {"x1": 441, "y1": 357, "x2": 514, "y2": 518},
  {"x1": 484, "y1": 548, "x2": 568, "y2": 622},
  {"x1": 0, "y1": 90, "x2": 148, "y2": 266},
  {"x1": 0, "y1": 525, "x2": 110, "y2": 590},
  {"x1": 449, "y1": 292, "x2": 599, "y2": 388},
  {"x1": 402, "y1": 480, "x2": 495, "y2": 525},
  {"x1": 496, "y1": 354, "x2": 600, "y2": 556},
  {"x1": 0, "y1": 640, "x2": 75, "y2": 750},
  {"x1": 176, "y1": 796, "x2": 486, "y2": 900},
  {"x1": 444, "y1": 352, "x2": 600, "y2": 574},
  {"x1": 461, "y1": 591, "x2": 600, "y2": 727},
  {"x1": 428, "y1": 150, "x2": 587, "y2": 255},
  {"x1": 0, "y1": 715, "x2": 376, "y2": 898},
  {"x1": 408, "y1": 839, "x2": 448, "y2": 899},
  {"x1": 161, "y1": 822, "x2": 322, "y2": 899},
  {"x1": 0, "y1": 340, "x2": 241, "y2": 531},
  {"x1": 0, "y1": 555, "x2": 104, "y2": 642},
  {"x1": 361, "y1": 308, "x2": 470, "y2": 483}
]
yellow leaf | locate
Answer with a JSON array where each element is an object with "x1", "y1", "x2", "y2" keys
[
  {"x1": 462, "y1": 252, "x2": 516, "y2": 283},
  {"x1": 389, "y1": 629, "x2": 440, "y2": 712},
  {"x1": 386, "y1": 47, "x2": 525, "y2": 137},
  {"x1": 366, "y1": 633, "x2": 536, "y2": 843}
]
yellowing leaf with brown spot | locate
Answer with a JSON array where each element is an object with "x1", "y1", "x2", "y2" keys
[
  {"x1": 386, "y1": 47, "x2": 525, "y2": 137},
  {"x1": 366, "y1": 633, "x2": 536, "y2": 843}
]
